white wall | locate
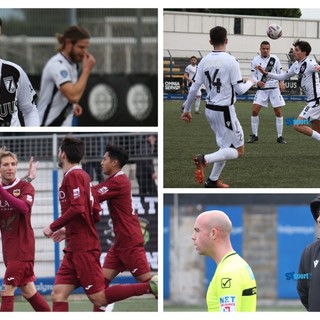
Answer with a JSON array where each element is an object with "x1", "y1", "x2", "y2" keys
[{"x1": 164, "y1": 11, "x2": 320, "y2": 57}]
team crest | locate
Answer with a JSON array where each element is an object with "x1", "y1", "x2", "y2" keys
[
  {"x1": 3, "y1": 76, "x2": 16, "y2": 93},
  {"x1": 13, "y1": 189, "x2": 21, "y2": 197}
]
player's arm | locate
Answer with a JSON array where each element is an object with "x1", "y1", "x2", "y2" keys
[
  {"x1": 59, "y1": 53, "x2": 96, "y2": 103},
  {"x1": 297, "y1": 248, "x2": 309, "y2": 310},
  {"x1": 17, "y1": 69, "x2": 40, "y2": 126},
  {"x1": 256, "y1": 65, "x2": 294, "y2": 81},
  {"x1": 234, "y1": 79, "x2": 254, "y2": 95},
  {"x1": 0, "y1": 184, "x2": 29, "y2": 214},
  {"x1": 22, "y1": 156, "x2": 39, "y2": 183},
  {"x1": 93, "y1": 180, "x2": 120, "y2": 203}
]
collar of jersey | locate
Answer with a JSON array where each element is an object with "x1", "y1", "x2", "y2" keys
[
  {"x1": 64, "y1": 165, "x2": 82, "y2": 176},
  {"x1": 59, "y1": 52, "x2": 75, "y2": 66},
  {"x1": 220, "y1": 251, "x2": 237, "y2": 264},
  {"x1": 2, "y1": 177, "x2": 20, "y2": 189}
]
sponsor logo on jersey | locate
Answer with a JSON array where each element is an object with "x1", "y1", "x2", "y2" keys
[
  {"x1": 13, "y1": 189, "x2": 20, "y2": 197},
  {"x1": 59, "y1": 191, "x2": 66, "y2": 200},
  {"x1": 221, "y1": 278, "x2": 232, "y2": 289},
  {"x1": 26, "y1": 195, "x2": 33, "y2": 203},
  {"x1": 3, "y1": 76, "x2": 16, "y2": 93},
  {"x1": 73, "y1": 187, "x2": 80, "y2": 199},
  {"x1": 220, "y1": 295, "x2": 236, "y2": 312},
  {"x1": 60, "y1": 70, "x2": 68, "y2": 78},
  {"x1": 314, "y1": 260, "x2": 319, "y2": 268},
  {"x1": 98, "y1": 186, "x2": 109, "y2": 195}
]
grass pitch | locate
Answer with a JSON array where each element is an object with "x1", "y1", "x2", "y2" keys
[
  {"x1": 12, "y1": 296, "x2": 157, "y2": 312},
  {"x1": 164, "y1": 100, "x2": 319, "y2": 188}
]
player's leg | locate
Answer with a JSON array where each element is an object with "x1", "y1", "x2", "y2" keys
[
  {"x1": 195, "y1": 106, "x2": 243, "y2": 187},
  {"x1": 295, "y1": 103, "x2": 320, "y2": 140},
  {"x1": 0, "y1": 284, "x2": 16, "y2": 311},
  {"x1": 195, "y1": 89, "x2": 202, "y2": 113},
  {"x1": 248, "y1": 103, "x2": 262, "y2": 143},
  {"x1": 311, "y1": 119, "x2": 320, "y2": 133},
  {"x1": 51, "y1": 284, "x2": 75, "y2": 311},
  {"x1": 270, "y1": 89, "x2": 286, "y2": 143},
  {"x1": 20, "y1": 282, "x2": 51, "y2": 311}
]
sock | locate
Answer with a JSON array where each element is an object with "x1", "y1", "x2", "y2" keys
[
  {"x1": 251, "y1": 116, "x2": 259, "y2": 136},
  {"x1": 104, "y1": 283, "x2": 151, "y2": 305},
  {"x1": 93, "y1": 278, "x2": 111, "y2": 312},
  {"x1": 0, "y1": 295, "x2": 14, "y2": 311},
  {"x1": 276, "y1": 116, "x2": 283, "y2": 137},
  {"x1": 205, "y1": 148, "x2": 238, "y2": 164},
  {"x1": 27, "y1": 292, "x2": 51, "y2": 312},
  {"x1": 195, "y1": 98, "x2": 200, "y2": 112},
  {"x1": 209, "y1": 161, "x2": 226, "y2": 181},
  {"x1": 311, "y1": 130, "x2": 320, "y2": 141},
  {"x1": 53, "y1": 301, "x2": 68, "y2": 312}
]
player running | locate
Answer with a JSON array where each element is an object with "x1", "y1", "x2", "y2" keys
[
  {"x1": 181, "y1": 26, "x2": 254, "y2": 188},
  {"x1": 257, "y1": 39, "x2": 320, "y2": 142}
]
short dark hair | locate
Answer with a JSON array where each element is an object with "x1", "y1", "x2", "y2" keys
[
  {"x1": 60, "y1": 136, "x2": 84, "y2": 164},
  {"x1": 293, "y1": 40, "x2": 312, "y2": 56},
  {"x1": 260, "y1": 41, "x2": 270, "y2": 47},
  {"x1": 190, "y1": 56, "x2": 197, "y2": 60},
  {"x1": 209, "y1": 26, "x2": 227, "y2": 46},
  {"x1": 105, "y1": 145, "x2": 128, "y2": 168}
]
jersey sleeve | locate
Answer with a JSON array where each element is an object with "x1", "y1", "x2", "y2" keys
[
  {"x1": 16, "y1": 68, "x2": 40, "y2": 126},
  {"x1": 229, "y1": 59, "x2": 243, "y2": 86},
  {"x1": 50, "y1": 61, "x2": 73, "y2": 88},
  {"x1": 93, "y1": 178, "x2": 121, "y2": 202}
]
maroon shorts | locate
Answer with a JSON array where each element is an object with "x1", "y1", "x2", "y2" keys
[
  {"x1": 103, "y1": 245, "x2": 150, "y2": 276},
  {"x1": 55, "y1": 250, "x2": 105, "y2": 295},
  {"x1": 3, "y1": 260, "x2": 36, "y2": 287}
]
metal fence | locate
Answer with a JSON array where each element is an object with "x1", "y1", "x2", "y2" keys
[{"x1": 0, "y1": 9, "x2": 157, "y2": 74}]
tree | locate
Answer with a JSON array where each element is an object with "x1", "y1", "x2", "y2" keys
[{"x1": 165, "y1": 8, "x2": 301, "y2": 18}]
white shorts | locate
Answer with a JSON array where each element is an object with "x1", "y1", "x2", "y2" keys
[
  {"x1": 253, "y1": 88, "x2": 285, "y2": 108},
  {"x1": 205, "y1": 104, "x2": 244, "y2": 149},
  {"x1": 299, "y1": 100, "x2": 320, "y2": 120}
]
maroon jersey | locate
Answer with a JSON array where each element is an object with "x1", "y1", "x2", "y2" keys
[
  {"x1": 0, "y1": 178, "x2": 35, "y2": 262},
  {"x1": 50, "y1": 165, "x2": 101, "y2": 252},
  {"x1": 93, "y1": 170, "x2": 144, "y2": 248}
]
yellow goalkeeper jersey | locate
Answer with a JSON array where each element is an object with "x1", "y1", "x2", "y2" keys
[{"x1": 206, "y1": 251, "x2": 257, "y2": 312}]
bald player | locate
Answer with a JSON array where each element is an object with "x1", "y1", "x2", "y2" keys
[{"x1": 192, "y1": 210, "x2": 257, "y2": 312}]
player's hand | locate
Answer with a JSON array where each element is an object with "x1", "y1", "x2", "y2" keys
[
  {"x1": 73, "y1": 104, "x2": 83, "y2": 117},
  {"x1": 257, "y1": 81, "x2": 265, "y2": 88},
  {"x1": 82, "y1": 52, "x2": 96, "y2": 72},
  {"x1": 181, "y1": 112, "x2": 192, "y2": 123},
  {"x1": 279, "y1": 81, "x2": 285, "y2": 92},
  {"x1": 51, "y1": 228, "x2": 66, "y2": 242},
  {"x1": 315, "y1": 65, "x2": 320, "y2": 72},
  {"x1": 42, "y1": 226, "x2": 53, "y2": 238},
  {"x1": 28, "y1": 156, "x2": 39, "y2": 180},
  {"x1": 255, "y1": 65, "x2": 267, "y2": 75}
]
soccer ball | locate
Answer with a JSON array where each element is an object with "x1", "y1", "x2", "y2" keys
[{"x1": 267, "y1": 24, "x2": 282, "y2": 40}]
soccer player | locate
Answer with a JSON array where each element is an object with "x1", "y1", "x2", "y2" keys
[
  {"x1": 181, "y1": 26, "x2": 254, "y2": 188},
  {"x1": 297, "y1": 195, "x2": 320, "y2": 311},
  {"x1": 248, "y1": 41, "x2": 286, "y2": 144},
  {"x1": 0, "y1": 18, "x2": 39, "y2": 127},
  {"x1": 92, "y1": 144, "x2": 158, "y2": 311},
  {"x1": 192, "y1": 210, "x2": 257, "y2": 312},
  {"x1": 0, "y1": 149, "x2": 50, "y2": 312},
  {"x1": 257, "y1": 40, "x2": 320, "y2": 142},
  {"x1": 181, "y1": 56, "x2": 202, "y2": 114},
  {"x1": 42, "y1": 137, "x2": 157, "y2": 312},
  {"x1": 37, "y1": 25, "x2": 96, "y2": 126}
]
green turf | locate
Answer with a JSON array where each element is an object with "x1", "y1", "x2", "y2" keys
[
  {"x1": 164, "y1": 100, "x2": 319, "y2": 188},
  {"x1": 12, "y1": 296, "x2": 157, "y2": 312}
]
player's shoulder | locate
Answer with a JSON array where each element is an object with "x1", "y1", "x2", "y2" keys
[{"x1": 0, "y1": 59, "x2": 25, "y2": 74}]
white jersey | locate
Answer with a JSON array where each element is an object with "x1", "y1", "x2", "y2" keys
[
  {"x1": 268, "y1": 57, "x2": 320, "y2": 102},
  {"x1": 0, "y1": 59, "x2": 39, "y2": 127},
  {"x1": 251, "y1": 54, "x2": 283, "y2": 89},
  {"x1": 195, "y1": 51, "x2": 244, "y2": 106},
  {"x1": 185, "y1": 64, "x2": 198, "y2": 87},
  {"x1": 38, "y1": 52, "x2": 78, "y2": 126}
]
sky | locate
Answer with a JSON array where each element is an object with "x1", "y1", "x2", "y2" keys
[{"x1": 300, "y1": 8, "x2": 320, "y2": 19}]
